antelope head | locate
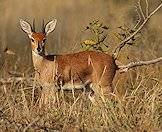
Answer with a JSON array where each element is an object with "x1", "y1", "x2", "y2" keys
[{"x1": 20, "y1": 19, "x2": 57, "y2": 55}]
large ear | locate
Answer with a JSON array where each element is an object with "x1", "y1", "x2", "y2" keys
[
  {"x1": 20, "y1": 19, "x2": 32, "y2": 35},
  {"x1": 45, "y1": 19, "x2": 57, "y2": 35}
]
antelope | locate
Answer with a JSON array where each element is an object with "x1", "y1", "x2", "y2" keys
[{"x1": 20, "y1": 19, "x2": 118, "y2": 96}]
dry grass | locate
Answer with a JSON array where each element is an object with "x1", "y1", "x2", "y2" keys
[
  {"x1": 0, "y1": 69, "x2": 162, "y2": 131},
  {"x1": 0, "y1": 0, "x2": 162, "y2": 131}
]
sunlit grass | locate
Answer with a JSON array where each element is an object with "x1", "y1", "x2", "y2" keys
[{"x1": 0, "y1": 66, "x2": 161, "y2": 131}]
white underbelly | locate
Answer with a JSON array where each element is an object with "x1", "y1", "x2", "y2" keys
[{"x1": 61, "y1": 80, "x2": 91, "y2": 90}]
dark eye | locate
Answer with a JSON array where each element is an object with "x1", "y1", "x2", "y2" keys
[
  {"x1": 42, "y1": 39, "x2": 46, "y2": 43},
  {"x1": 31, "y1": 38, "x2": 34, "y2": 42}
]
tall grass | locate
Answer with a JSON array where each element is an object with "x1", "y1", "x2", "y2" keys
[{"x1": 0, "y1": 68, "x2": 161, "y2": 131}]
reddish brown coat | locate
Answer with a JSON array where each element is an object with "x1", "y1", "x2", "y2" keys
[
  {"x1": 20, "y1": 19, "x2": 118, "y2": 94},
  {"x1": 35, "y1": 51, "x2": 118, "y2": 93}
]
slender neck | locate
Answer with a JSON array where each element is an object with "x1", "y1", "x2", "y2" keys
[
  {"x1": 32, "y1": 51, "x2": 56, "y2": 71},
  {"x1": 32, "y1": 51, "x2": 44, "y2": 71}
]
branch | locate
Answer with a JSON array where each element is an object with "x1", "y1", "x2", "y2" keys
[
  {"x1": 0, "y1": 77, "x2": 33, "y2": 84},
  {"x1": 113, "y1": 2, "x2": 162, "y2": 59},
  {"x1": 0, "y1": 77, "x2": 88, "y2": 91},
  {"x1": 118, "y1": 57, "x2": 162, "y2": 73},
  {"x1": 138, "y1": 0, "x2": 145, "y2": 20},
  {"x1": 145, "y1": 0, "x2": 149, "y2": 17}
]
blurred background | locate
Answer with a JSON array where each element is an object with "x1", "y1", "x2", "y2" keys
[{"x1": 0, "y1": 0, "x2": 162, "y2": 77}]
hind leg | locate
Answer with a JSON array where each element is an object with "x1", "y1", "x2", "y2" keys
[{"x1": 91, "y1": 72, "x2": 114, "y2": 96}]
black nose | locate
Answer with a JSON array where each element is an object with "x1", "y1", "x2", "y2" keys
[{"x1": 37, "y1": 47, "x2": 41, "y2": 52}]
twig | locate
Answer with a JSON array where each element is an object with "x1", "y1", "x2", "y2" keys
[
  {"x1": 113, "y1": 2, "x2": 162, "y2": 59},
  {"x1": 0, "y1": 76, "x2": 89, "y2": 91},
  {"x1": 0, "y1": 77, "x2": 33, "y2": 84},
  {"x1": 145, "y1": 0, "x2": 149, "y2": 17},
  {"x1": 138, "y1": 0, "x2": 145, "y2": 20},
  {"x1": 133, "y1": 5, "x2": 141, "y2": 29},
  {"x1": 118, "y1": 57, "x2": 162, "y2": 73}
]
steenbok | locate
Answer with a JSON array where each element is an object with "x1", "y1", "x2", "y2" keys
[{"x1": 20, "y1": 19, "x2": 118, "y2": 97}]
